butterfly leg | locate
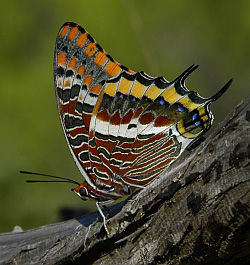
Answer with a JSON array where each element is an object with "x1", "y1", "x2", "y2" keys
[
  {"x1": 96, "y1": 200, "x2": 113, "y2": 236},
  {"x1": 103, "y1": 205, "x2": 110, "y2": 217}
]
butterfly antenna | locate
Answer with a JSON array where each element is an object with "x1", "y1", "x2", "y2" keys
[{"x1": 20, "y1": 170, "x2": 80, "y2": 185}]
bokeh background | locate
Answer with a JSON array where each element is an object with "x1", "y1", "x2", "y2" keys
[{"x1": 0, "y1": 0, "x2": 249, "y2": 233}]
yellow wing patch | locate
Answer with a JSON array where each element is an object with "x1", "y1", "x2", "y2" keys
[
  {"x1": 145, "y1": 84, "x2": 163, "y2": 100},
  {"x1": 131, "y1": 81, "x2": 147, "y2": 98},
  {"x1": 105, "y1": 82, "x2": 117, "y2": 97},
  {"x1": 162, "y1": 85, "x2": 181, "y2": 104},
  {"x1": 118, "y1": 77, "x2": 133, "y2": 95},
  {"x1": 178, "y1": 97, "x2": 200, "y2": 111}
]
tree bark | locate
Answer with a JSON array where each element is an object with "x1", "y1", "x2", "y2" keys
[{"x1": 0, "y1": 95, "x2": 249, "y2": 265}]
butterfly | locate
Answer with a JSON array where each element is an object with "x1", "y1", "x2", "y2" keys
[{"x1": 29, "y1": 22, "x2": 233, "y2": 235}]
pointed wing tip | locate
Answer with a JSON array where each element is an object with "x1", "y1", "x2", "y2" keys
[
  {"x1": 209, "y1": 78, "x2": 234, "y2": 102},
  {"x1": 174, "y1": 64, "x2": 199, "y2": 88}
]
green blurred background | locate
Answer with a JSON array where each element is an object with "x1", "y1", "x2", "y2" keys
[{"x1": 0, "y1": 0, "x2": 249, "y2": 233}]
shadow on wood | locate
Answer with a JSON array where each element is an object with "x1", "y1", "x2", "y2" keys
[{"x1": 0, "y1": 95, "x2": 249, "y2": 265}]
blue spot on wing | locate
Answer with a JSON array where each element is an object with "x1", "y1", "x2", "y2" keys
[
  {"x1": 178, "y1": 105, "x2": 185, "y2": 112},
  {"x1": 192, "y1": 113, "x2": 201, "y2": 126},
  {"x1": 192, "y1": 113, "x2": 198, "y2": 121},
  {"x1": 159, "y1": 99, "x2": 165, "y2": 105}
]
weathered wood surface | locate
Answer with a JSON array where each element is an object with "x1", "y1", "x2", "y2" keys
[{"x1": 0, "y1": 95, "x2": 249, "y2": 265}]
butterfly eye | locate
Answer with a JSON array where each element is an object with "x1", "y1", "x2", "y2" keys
[{"x1": 79, "y1": 187, "x2": 88, "y2": 197}]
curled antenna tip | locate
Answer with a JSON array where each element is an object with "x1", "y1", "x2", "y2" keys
[{"x1": 209, "y1": 78, "x2": 233, "y2": 102}]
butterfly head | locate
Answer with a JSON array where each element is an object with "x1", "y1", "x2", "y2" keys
[
  {"x1": 72, "y1": 180, "x2": 126, "y2": 202},
  {"x1": 72, "y1": 182, "x2": 93, "y2": 201}
]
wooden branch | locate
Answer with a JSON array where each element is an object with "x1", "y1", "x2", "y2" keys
[{"x1": 1, "y1": 95, "x2": 249, "y2": 265}]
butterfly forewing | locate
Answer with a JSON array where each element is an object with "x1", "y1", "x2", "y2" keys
[{"x1": 54, "y1": 22, "x2": 134, "y2": 187}]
